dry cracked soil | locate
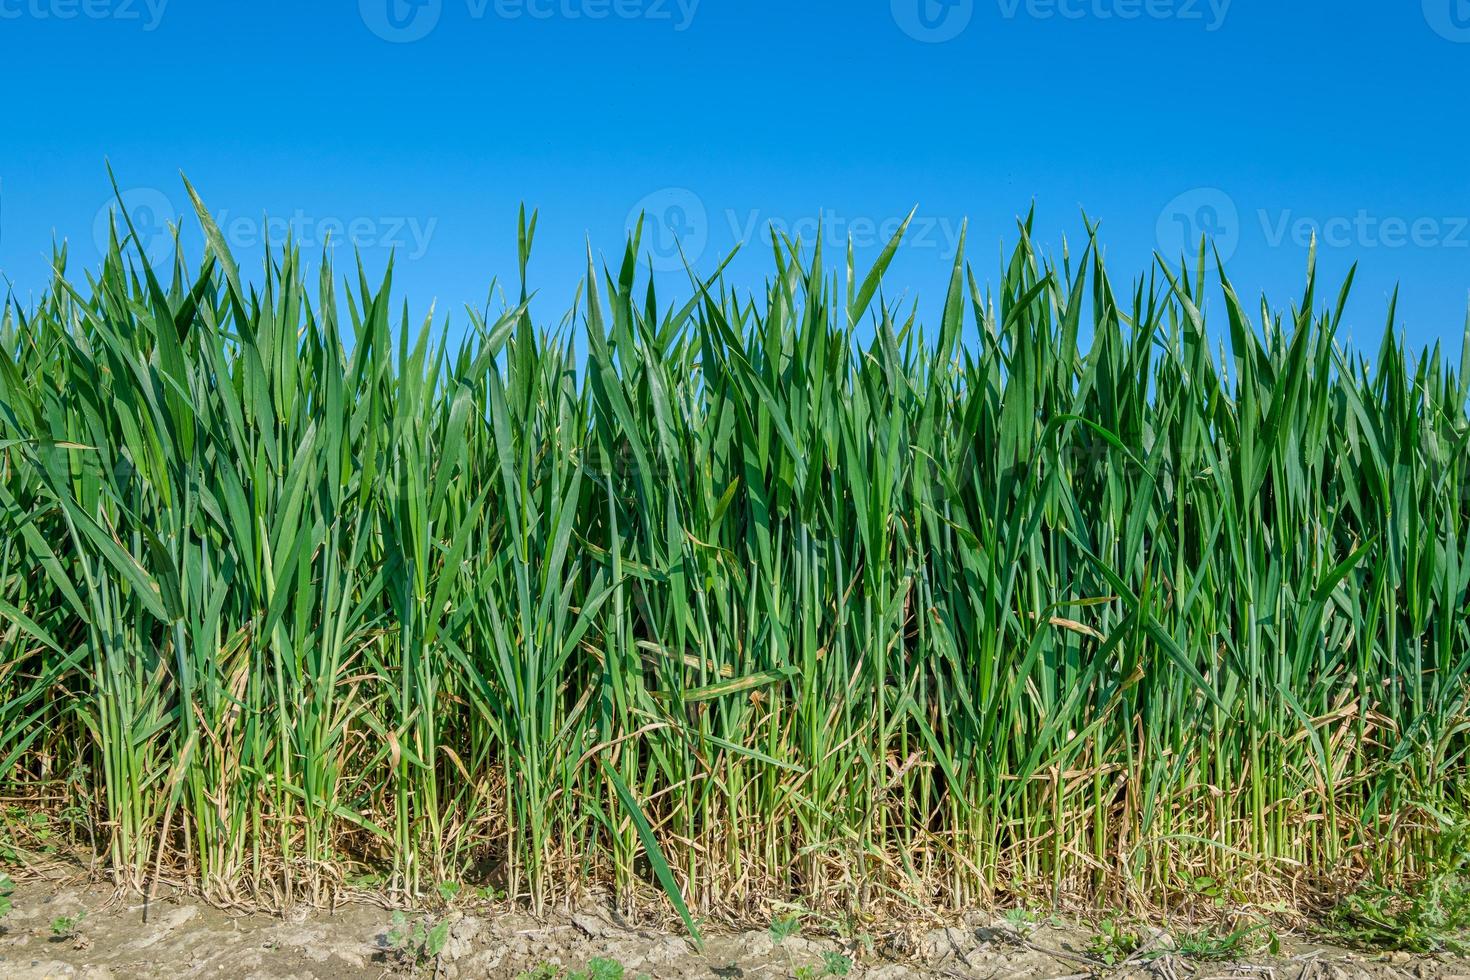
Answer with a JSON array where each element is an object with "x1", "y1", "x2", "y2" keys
[{"x1": 2, "y1": 877, "x2": 1467, "y2": 980}]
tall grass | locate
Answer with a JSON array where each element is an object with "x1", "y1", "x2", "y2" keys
[{"x1": 1, "y1": 185, "x2": 1468, "y2": 925}]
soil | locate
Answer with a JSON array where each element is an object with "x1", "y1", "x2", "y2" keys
[{"x1": 2, "y1": 877, "x2": 1467, "y2": 980}]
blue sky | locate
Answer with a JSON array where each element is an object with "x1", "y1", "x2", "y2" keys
[{"x1": 1, "y1": 1, "x2": 1468, "y2": 355}]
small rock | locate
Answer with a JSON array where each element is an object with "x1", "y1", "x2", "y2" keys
[
  {"x1": 458, "y1": 949, "x2": 507, "y2": 975},
  {"x1": 865, "y1": 967, "x2": 916, "y2": 980},
  {"x1": 7, "y1": 960, "x2": 78, "y2": 979},
  {"x1": 736, "y1": 930, "x2": 774, "y2": 958},
  {"x1": 571, "y1": 912, "x2": 614, "y2": 939},
  {"x1": 626, "y1": 935, "x2": 688, "y2": 968},
  {"x1": 441, "y1": 914, "x2": 483, "y2": 963},
  {"x1": 917, "y1": 927, "x2": 976, "y2": 963},
  {"x1": 330, "y1": 946, "x2": 367, "y2": 968}
]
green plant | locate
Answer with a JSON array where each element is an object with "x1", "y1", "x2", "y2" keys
[
  {"x1": 793, "y1": 955, "x2": 852, "y2": 980},
  {"x1": 1171, "y1": 923, "x2": 1279, "y2": 961},
  {"x1": 1003, "y1": 906, "x2": 1040, "y2": 937},
  {"x1": 567, "y1": 957, "x2": 627, "y2": 980},
  {"x1": 820, "y1": 951, "x2": 853, "y2": 976},
  {"x1": 0, "y1": 178, "x2": 1467, "y2": 937},
  {"x1": 1328, "y1": 811, "x2": 1470, "y2": 953},
  {"x1": 386, "y1": 911, "x2": 451, "y2": 969},
  {"x1": 1087, "y1": 918, "x2": 1142, "y2": 965},
  {"x1": 516, "y1": 963, "x2": 562, "y2": 980},
  {"x1": 0, "y1": 873, "x2": 13, "y2": 918},
  {"x1": 50, "y1": 912, "x2": 85, "y2": 940},
  {"x1": 769, "y1": 913, "x2": 803, "y2": 945},
  {"x1": 1329, "y1": 874, "x2": 1470, "y2": 953}
]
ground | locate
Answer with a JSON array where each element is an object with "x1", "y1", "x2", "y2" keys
[{"x1": 1, "y1": 877, "x2": 1467, "y2": 979}]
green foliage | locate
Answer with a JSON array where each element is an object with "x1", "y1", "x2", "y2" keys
[
  {"x1": 0, "y1": 182, "x2": 1468, "y2": 931},
  {"x1": 1328, "y1": 824, "x2": 1470, "y2": 954},
  {"x1": 0, "y1": 873, "x2": 13, "y2": 918},
  {"x1": 1086, "y1": 918, "x2": 1142, "y2": 965},
  {"x1": 386, "y1": 911, "x2": 451, "y2": 968},
  {"x1": 567, "y1": 957, "x2": 629, "y2": 980},
  {"x1": 820, "y1": 951, "x2": 853, "y2": 976},
  {"x1": 1003, "y1": 906, "x2": 1040, "y2": 936},
  {"x1": 1171, "y1": 923, "x2": 1280, "y2": 961},
  {"x1": 769, "y1": 913, "x2": 803, "y2": 945},
  {"x1": 49, "y1": 911, "x2": 85, "y2": 939},
  {"x1": 793, "y1": 953, "x2": 853, "y2": 980}
]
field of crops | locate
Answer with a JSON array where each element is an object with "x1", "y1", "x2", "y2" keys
[{"x1": 1, "y1": 186, "x2": 1468, "y2": 930}]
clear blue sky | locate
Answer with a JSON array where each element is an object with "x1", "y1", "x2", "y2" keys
[{"x1": 2, "y1": 1, "x2": 1468, "y2": 354}]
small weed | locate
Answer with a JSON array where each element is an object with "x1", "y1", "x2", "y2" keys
[
  {"x1": 0, "y1": 873, "x2": 14, "y2": 918},
  {"x1": 436, "y1": 880, "x2": 463, "y2": 905},
  {"x1": 1329, "y1": 876, "x2": 1470, "y2": 954},
  {"x1": 50, "y1": 912, "x2": 85, "y2": 940},
  {"x1": 566, "y1": 956, "x2": 636, "y2": 980},
  {"x1": 1003, "y1": 906, "x2": 1041, "y2": 937},
  {"x1": 516, "y1": 963, "x2": 562, "y2": 980},
  {"x1": 768, "y1": 912, "x2": 802, "y2": 945},
  {"x1": 791, "y1": 952, "x2": 852, "y2": 980},
  {"x1": 821, "y1": 951, "x2": 853, "y2": 975},
  {"x1": 1086, "y1": 918, "x2": 1142, "y2": 966},
  {"x1": 1327, "y1": 814, "x2": 1470, "y2": 954},
  {"x1": 1171, "y1": 923, "x2": 1279, "y2": 961},
  {"x1": 385, "y1": 910, "x2": 451, "y2": 971}
]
